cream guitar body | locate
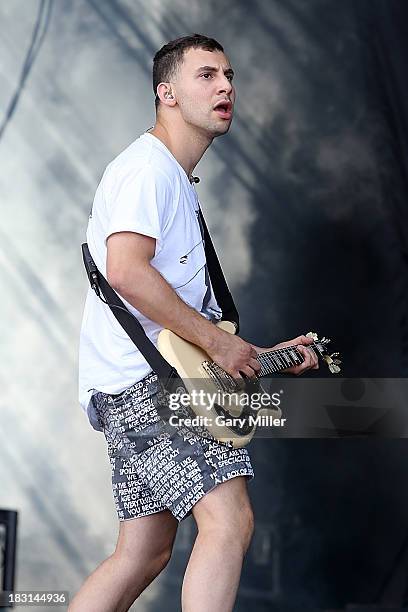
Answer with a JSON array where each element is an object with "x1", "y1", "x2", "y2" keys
[{"x1": 157, "y1": 321, "x2": 341, "y2": 448}]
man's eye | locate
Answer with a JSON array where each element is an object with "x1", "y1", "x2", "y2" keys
[{"x1": 200, "y1": 72, "x2": 233, "y2": 82}]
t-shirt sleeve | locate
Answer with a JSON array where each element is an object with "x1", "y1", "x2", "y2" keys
[{"x1": 104, "y1": 163, "x2": 172, "y2": 254}]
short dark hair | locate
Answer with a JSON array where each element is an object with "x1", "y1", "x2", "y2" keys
[{"x1": 153, "y1": 33, "x2": 224, "y2": 111}]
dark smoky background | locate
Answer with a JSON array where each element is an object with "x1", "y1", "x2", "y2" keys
[{"x1": 1, "y1": 0, "x2": 407, "y2": 609}]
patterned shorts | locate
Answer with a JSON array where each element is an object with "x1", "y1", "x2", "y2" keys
[{"x1": 92, "y1": 371, "x2": 254, "y2": 522}]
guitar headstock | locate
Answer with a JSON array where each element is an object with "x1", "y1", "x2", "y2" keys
[{"x1": 306, "y1": 331, "x2": 342, "y2": 374}]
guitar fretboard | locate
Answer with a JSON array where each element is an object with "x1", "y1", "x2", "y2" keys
[{"x1": 258, "y1": 344, "x2": 316, "y2": 376}]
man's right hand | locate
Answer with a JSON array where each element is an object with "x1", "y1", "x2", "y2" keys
[{"x1": 205, "y1": 330, "x2": 261, "y2": 380}]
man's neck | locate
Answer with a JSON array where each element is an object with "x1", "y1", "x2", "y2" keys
[{"x1": 148, "y1": 117, "x2": 212, "y2": 182}]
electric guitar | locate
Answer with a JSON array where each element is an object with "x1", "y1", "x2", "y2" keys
[{"x1": 157, "y1": 321, "x2": 341, "y2": 448}]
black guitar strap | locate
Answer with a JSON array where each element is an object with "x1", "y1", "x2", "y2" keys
[
  {"x1": 197, "y1": 207, "x2": 240, "y2": 332},
  {"x1": 82, "y1": 243, "x2": 179, "y2": 389},
  {"x1": 81, "y1": 204, "x2": 239, "y2": 386}
]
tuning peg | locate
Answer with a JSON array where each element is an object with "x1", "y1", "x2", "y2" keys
[
  {"x1": 333, "y1": 359, "x2": 342, "y2": 365},
  {"x1": 324, "y1": 354, "x2": 341, "y2": 374},
  {"x1": 306, "y1": 331, "x2": 318, "y2": 341}
]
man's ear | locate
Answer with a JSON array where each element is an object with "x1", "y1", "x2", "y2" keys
[{"x1": 156, "y1": 83, "x2": 176, "y2": 106}]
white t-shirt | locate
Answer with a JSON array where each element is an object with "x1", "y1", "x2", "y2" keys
[{"x1": 78, "y1": 132, "x2": 222, "y2": 430}]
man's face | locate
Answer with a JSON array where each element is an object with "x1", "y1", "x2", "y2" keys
[{"x1": 172, "y1": 48, "x2": 235, "y2": 137}]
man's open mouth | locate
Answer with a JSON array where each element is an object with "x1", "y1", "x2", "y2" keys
[{"x1": 213, "y1": 100, "x2": 233, "y2": 119}]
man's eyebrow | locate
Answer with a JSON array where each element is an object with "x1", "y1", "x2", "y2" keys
[{"x1": 195, "y1": 65, "x2": 234, "y2": 76}]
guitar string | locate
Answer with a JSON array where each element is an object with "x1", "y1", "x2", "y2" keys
[
  {"x1": 260, "y1": 344, "x2": 319, "y2": 360},
  {"x1": 260, "y1": 351, "x2": 307, "y2": 370},
  {"x1": 214, "y1": 342, "x2": 324, "y2": 384},
  {"x1": 257, "y1": 344, "x2": 319, "y2": 373}
]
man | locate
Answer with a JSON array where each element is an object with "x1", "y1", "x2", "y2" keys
[{"x1": 71, "y1": 34, "x2": 318, "y2": 612}]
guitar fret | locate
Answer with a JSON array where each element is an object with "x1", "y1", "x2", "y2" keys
[
  {"x1": 281, "y1": 351, "x2": 292, "y2": 367},
  {"x1": 259, "y1": 353, "x2": 276, "y2": 376},
  {"x1": 258, "y1": 343, "x2": 313, "y2": 376},
  {"x1": 289, "y1": 349, "x2": 298, "y2": 363},
  {"x1": 289, "y1": 350, "x2": 299, "y2": 365},
  {"x1": 280, "y1": 348, "x2": 301, "y2": 366},
  {"x1": 274, "y1": 354, "x2": 284, "y2": 369}
]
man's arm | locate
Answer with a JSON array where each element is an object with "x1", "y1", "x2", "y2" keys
[{"x1": 106, "y1": 231, "x2": 260, "y2": 379}]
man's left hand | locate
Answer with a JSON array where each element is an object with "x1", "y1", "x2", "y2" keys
[{"x1": 251, "y1": 335, "x2": 319, "y2": 376}]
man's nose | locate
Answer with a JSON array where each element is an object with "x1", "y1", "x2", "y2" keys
[{"x1": 217, "y1": 76, "x2": 233, "y2": 95}]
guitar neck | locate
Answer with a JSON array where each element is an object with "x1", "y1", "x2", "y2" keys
[{"x1": 257, "y1": 343, "x2": 316, "y2": 376}]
